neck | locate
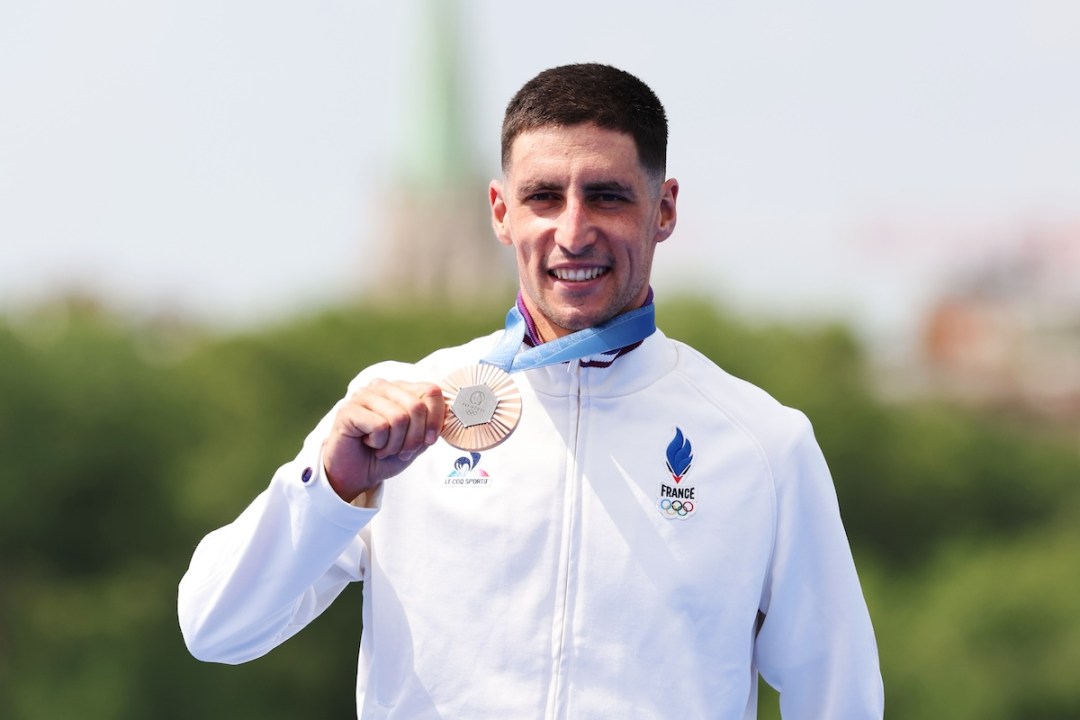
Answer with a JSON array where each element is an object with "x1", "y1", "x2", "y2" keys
[{"x1": 515, "y1": 288, "x2": 655, "y2": 347}]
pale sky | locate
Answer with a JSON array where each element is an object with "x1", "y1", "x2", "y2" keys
[{"x1": 2, "y1": 0, "x2": 1078, "y2": 351}]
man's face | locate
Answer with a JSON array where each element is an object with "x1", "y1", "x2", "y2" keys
[{"x1": 490, "y1": 123, "x2": 678, "y2": 340}]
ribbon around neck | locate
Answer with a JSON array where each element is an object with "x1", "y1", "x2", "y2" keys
[{"x1": 481, "y1": 304, "x2": 656, "y2": 374}]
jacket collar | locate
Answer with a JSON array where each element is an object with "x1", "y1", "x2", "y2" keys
[
  {"x1": 516, "y1": 288, "x2": 656, "y2": 363},
  {"x1": 521, "y1": 327, "x2": 677, "y2": 398}
]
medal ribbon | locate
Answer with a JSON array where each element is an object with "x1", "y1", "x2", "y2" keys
[{"x1": 481, "y1": 303, "x2": 656, "y2": 373}]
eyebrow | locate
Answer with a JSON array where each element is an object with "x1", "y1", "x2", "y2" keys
[
  {"x1": 583, "y1": 181, "x2": 635, "y2": 194},
  {"x1": 516, "y1": 180, "x2": 636, "y2": 197},
  {"x1": 516, "y1": 180, "x2": 560, "y2": 198}
]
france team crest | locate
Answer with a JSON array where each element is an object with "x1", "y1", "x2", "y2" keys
[{"x1": 657, "y1": 428, "x2": 697, "y2": 519}]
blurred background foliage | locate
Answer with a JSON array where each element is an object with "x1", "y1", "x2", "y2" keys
[{"x1": 1, "y1": 295, "x2": 1078, "y2": 719}]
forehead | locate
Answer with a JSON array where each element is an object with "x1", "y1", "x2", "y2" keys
[{"x1": 505, "y1": 124, "x2": 646, "y2": 183}]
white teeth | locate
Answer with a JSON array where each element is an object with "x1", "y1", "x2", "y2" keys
[{"x1": 552, "y1": 267, "x2": 605, "y2": 281}]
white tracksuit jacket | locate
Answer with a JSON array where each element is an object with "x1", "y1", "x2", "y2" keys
[{"x1": 179, "y1": 328, "x2": 884, "y2": 719}]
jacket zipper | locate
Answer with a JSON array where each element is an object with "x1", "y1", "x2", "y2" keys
[{"x1": 547, "y1": 360, "x2": 583, "y2": 719}]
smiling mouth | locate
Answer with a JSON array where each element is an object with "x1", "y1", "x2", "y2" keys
[{"x1": 550, "y1": 267, "x2": 608, "y2": 282}]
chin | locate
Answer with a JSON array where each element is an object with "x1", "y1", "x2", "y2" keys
[{"x1": 554, "y1": 308, "x2": 616, "y2": 333}]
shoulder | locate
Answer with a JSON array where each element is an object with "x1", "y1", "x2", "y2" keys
[
  {"x1": 664, "y1": 336, "x2": 816, "y2": 460},
  {"x1": 345, "y1": 331, "x2": 503, "y2": 391}
]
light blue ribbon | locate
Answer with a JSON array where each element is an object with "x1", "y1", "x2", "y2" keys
[{"x1": 482, "y1": 304, "x2": 656, "y2": 373}]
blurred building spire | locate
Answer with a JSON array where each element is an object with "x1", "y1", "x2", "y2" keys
[
  {"x1": 370, "y1": 0, "x2": 512, "y2": 306},
  {"x1": 399, "y1": 0, "x2": 470, "y2": 190}
]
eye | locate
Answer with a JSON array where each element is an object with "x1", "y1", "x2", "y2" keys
[
  {"x1": 527, "y1": 191, "x2": 559, "y2": 202},
  {"x1": 521, "y1": 190, "x2": 563, "y2": 211},
  {"x1": 591, "y1": 191, "x2": 631, "y2": 207}
]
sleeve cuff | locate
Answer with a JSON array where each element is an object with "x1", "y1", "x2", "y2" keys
[{"x1": 289, "y1": 446, "x2": 381, "y2": 531}]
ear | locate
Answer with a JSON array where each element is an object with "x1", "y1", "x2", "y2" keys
[
  {"x1": 489, "y1": 180, "x2": 513, "y2": 246},
  {"x1": 654, "y1": 178, "x2": 679, "y2": 244}
]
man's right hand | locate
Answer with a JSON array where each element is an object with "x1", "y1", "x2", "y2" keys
[{"x1": 321, "y1": 379, "x2": 445, "y2": 502}]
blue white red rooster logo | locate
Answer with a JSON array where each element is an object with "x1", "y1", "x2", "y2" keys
[
  {"x1": 453, "y1": 452, "x2": 482, "y2": 474},
  {"x1": 665, "y1": 428, "x2": 693, "y2": 484},
  {"x1": 445, "y1": 451, "x2": 489, "y2": 485}
]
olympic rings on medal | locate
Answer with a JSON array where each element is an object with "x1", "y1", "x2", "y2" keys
[{"x1": 658, "y1": 498, "x2": 695, "y2": 518}]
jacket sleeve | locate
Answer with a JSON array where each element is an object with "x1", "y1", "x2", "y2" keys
[
  {"x1": 754, "y1": 413, "x2": 885, "y2": 719},
  {"x1": 177, "y1": 409, "x2": 378, "y2": 665}
]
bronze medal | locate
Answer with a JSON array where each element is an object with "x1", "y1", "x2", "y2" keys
[{"x1": 440, "y1": 364, "x2": 522, "y2": 451}]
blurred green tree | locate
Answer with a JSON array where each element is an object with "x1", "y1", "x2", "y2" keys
[{"x1": 1, "y1": 296, "x2": 1077, "y2": 718}]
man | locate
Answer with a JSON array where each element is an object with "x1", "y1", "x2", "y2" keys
[{"x1": 179, "y1": 63, "x2": 884, "y2": 718}]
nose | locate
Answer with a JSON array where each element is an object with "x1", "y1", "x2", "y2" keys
[{"x1": 555, "y1": 197, "x2": 596, "y2": 255}]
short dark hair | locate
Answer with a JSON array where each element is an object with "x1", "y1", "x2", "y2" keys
[{"x1": 500, "y1": 63, "x2": 668, "y2": 177}]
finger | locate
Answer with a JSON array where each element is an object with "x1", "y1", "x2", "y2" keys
[
  {"x1": 358, "y1": 380, "x2": 439, "y2": 459},
  {"x1": 334, "y1": 397, "x2": 394, "y2": 451},
  {"x1": 383, "y1": 381, "x2": 446, "y2": 455},
  {"x1": 334, "y1": 385, "x2": 406, "y2": 445},
  {"x1": 352, "y1": 385, "x2": 414, "y2": 459},
  {"x1": 398, "y1": 382, "x2": 447, "y2": 446}
]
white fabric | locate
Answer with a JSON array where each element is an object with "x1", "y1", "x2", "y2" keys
[{"x1": 179, "y1": 328, "x2": 884, "y2": 719}]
